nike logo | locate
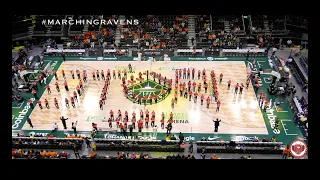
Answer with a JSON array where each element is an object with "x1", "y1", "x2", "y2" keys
[{"x1": 208, "y1": 136, "x2": 220, "y2": 141}]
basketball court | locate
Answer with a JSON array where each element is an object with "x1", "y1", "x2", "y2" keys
[{"x1": 22, "y1": 60, "x2": 268, "y2": 135}]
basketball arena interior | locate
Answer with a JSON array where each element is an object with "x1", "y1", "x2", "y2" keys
[{"x1": 12, "y1": 15, "x2": 308, "y2": 159}]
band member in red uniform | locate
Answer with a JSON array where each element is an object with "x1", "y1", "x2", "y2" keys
[
  {"x1": 131, "y1": 116, "x2": 136, "y2": 129},
  {"x1": 194, "y1": 92, "x2": 198, "y2": 103},
  {"x1": 119, "y1": 123, "x2": 124, "y2": 134},
  {"x1": 184, "y1": 88, "x2": 188, "y2": 99},
  {"x1": 171, "y1": 98, "x2": 175, "y2": 108},
  {"x1": 46, "y1": 84, "x2": 51, "y2": 94},
  {"x1": 96, "y1": 70, "x2": 100, "y2": 80},
  {"x1": 116, "y1": 116, "x2": 120, "y2": 128},
  {"x1": 64, "y1": 81, "x2": 69, "y2": 91},
  {"x1": 160, "y1": 112, "x2": 165, "y2": 129},
  {"x1": 76, "y1": 69, "x2": 80, "y2": 79},
  {"x1": 99, "y1": 100, "x2": 103, "y2": 110},
  {"x1": 150, "y1": 116, "x2": 155, "y2": 127},
  {"x1": 44, "y1": 99, "x2": 49, "y2": 109},
  {"x1": 204, "y1": 83, "x2": 208, "y2": 93},
  {"x1": 110, "y1": 110, "x2": 114, "y2": 121},
  {"x1": 234, "y1": 83, "x2": 239, "y2": 94},
  {"x1": 219, "y1": 73, "x2": 223, "y2": 83},
  {"x1": 132, "y1": 111, "x2": 136, "y2": 120},
  {"x1": 37, "y1": 100, "x2": 42, "y2": 109},
  {"x1": 192, "y1": 81, "x2": 196, "y2": 92},
  {"x1": 123, "y1": 117, "x2": 128, "y2": 129},
  {"x1": 108, "y1": 117, "x2": 112, "y2": 128},
  {"x1": 107, "y1": 69, "x2": 110, "y2": 80},
  {"x1": 149, "y1": 94, "x2": 153, "y2": 104},
  {"x1": 92, "y1": 71, "x2": 96, "y2": 80},
  {"x1": 200, "y1": 94, "x2": 204, "y2": 105},
  {"x1": 62, "y1": 69, "x2": 65, "y2": 78},
  {"x1": 113, "y1": 70, "x2": 116, "y2": 79},
  {"x1": 216, "y1": 100, "x2": 221, "y2": 112},
  {"x1": 101, "y1": 70, "x2": 105, "y2": 80},
  {"x1": 53, "y1": 70, "x2": 58, "y2": 80},
  {"x1": 138, "y1": 119, "x2": 143, "y2": 132},
  {"x1": 55, "y1": 82, "x2": 60, "y2": 92},
  {"x1": 118, "y1": 110, "x2": 122, "y2": 121},
  {"x1": 192, "y1": 68, "x2": 195, "y2": 80},
  {"x1": 54, "y1": 98, "x2": 59, "y2": 108},
  {"x1": 100, "y1": 93, "x2": 105, "y2": 105},
  {"x1": 76, "y1": 85, "x2": 81, "y2": 96},
  {"x1": 125, "y1": 111, "x2": 128, "y2": 120},
  {"x1": 118, "y1": 70, "x2": 121, "y2": 79},
  {"x1": 246, "y1": 79, "x2": 250, "y2": 88},
  {"x1": 137, "y1": 95, "x2": 142, "y2": 105},
  {"x1": 188, "y1": 90, "x2": 193, "y2": 101},
  {"x1": 92, "y1": 122, "x2": 98, "y2": 131},
  {"x1": 140, "y1": 110, "x2": 144, "y2": 119},
  {"x1": 227, "y1": 80, "x2": 231, "y2": 90},
  {"x1": 202, "y1": 68, "x2": 206, "y2": 77},
  {"x1": 239, "y1": 83, "x2": 244, "y2": 94},
  {"x1": 70, "y1": 97, "x2": 75, "y2": 108},
  {"x1": 206, "y1": 96, "x2": 210, "y2": 109},
  {"x1": 82, "y1": 72, "x2": 87, "y2": 83},
  {"x1": 71, "y1": 70, "x2": 75, "y2": 79}
]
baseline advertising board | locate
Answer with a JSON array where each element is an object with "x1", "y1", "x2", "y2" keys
[{"x1": 132, "y1": 50, "x2": 174, "y2": 57}]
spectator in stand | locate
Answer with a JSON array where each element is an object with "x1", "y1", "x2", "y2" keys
[{"x1": 282, "y1": 145, "x2": 291, "y2": 159}]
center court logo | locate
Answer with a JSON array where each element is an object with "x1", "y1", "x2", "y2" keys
[
  {"x1": 289, "y1": 139, "x2": 308, "y2": 158},
  {"x1": 42, "y1": 19, "x2": 139, "y2": 26},
  {"x1": 127, "y1": 80, "x2": 169, "y2": 105}
]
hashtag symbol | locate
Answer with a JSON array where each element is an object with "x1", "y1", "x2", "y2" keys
[{"x1": 42, "y1": 19, "x2": 46, "y2": 25}]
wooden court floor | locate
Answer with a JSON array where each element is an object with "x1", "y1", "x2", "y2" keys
[{"x1": 22, "y1": 61, "x2": 268, "y2": 135}]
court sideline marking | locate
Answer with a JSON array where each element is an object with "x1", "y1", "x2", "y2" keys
[
  {"x1": 12, "y1": 101, "x2": 25, "y2": 108},
  {"x1": 280, "y1": 119, "x2": 298, "y2": 136}
]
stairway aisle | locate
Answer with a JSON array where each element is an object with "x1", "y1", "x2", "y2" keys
[
  {"x1": 263, "y1": 20, "x2": 271, "y2": 35},
  {"x1": 187, "y1": 15, "x2": 196, "y2": 47},
  {"x1": 113, "y1": 15, "x2": 126, "y2": 46},
  {"x1": 224, "y1": 21, "x2": 230, "y2": 33}
]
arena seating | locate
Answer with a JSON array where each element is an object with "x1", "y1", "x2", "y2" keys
[
  {"x1": 292, "y1": 96, "x2": 308, "y2": 138},
  {"x1": 299, "y1": 56, "x2": 308, "y2": 74},
  {"x1": 12, "y1": 17, "x2": 32, "y2": 36},
  {"x1": 94, "y1": 138, "x2": 183, "y2": 152},
  {"x1": 226, "y1": 16, "x2": 243, "y2": 31},
  {"x1": 272, "y1": 56, "x2": 289, "y2": 82},
  {"x1": 33, "y1": 15, "x2": 51, "y2": 33},
  {"x1": 267, "y1": 15, "x2": 285, "y2": 30},
  {"x1": 119, "y1": 15, "x2": 188, "y2": 49},
  {"x1": 251, "y1": 15, "x2": 265, "y2": 31},
  {"x1": 288, "y1": 57, "x2": 307, "y2": 86},
  {"x1": 12, "y1": 137, "x2": 82, "y2": 150},
  {"x1": 70, "y1": 15, "x2": 85, "y2": 32},
  {"x1": 286, "y1": 15, "x2": 308, "y2": 28},
  {"x1": 196, "y1": 141, "x2": 284, "y2": 154},
  {"x1": 210, "y1": 16, "x2": 225, "y2": 31},
  {"x1": 49, "y1": 15, "x2": 65, "y2": 31},
  {"x1": 12, "y1": 149, "x2": 71, "y2": 159}
]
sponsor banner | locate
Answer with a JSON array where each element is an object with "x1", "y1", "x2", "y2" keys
[
  {"x1": 87, "y1": 116, "x2": 107, "y2": 122},
  {"x1": 132, "y1": 50, "x2": 174, "y2": 57},
  {"x1": 43, "y1": 56, "x2": 268, "y2": 62},
  {"x1": 17, "y1": 130, "x2": 286, "y2": 144},
  {"x1": 12, "y1": 98, "x2": 35, "y2": 129}
]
